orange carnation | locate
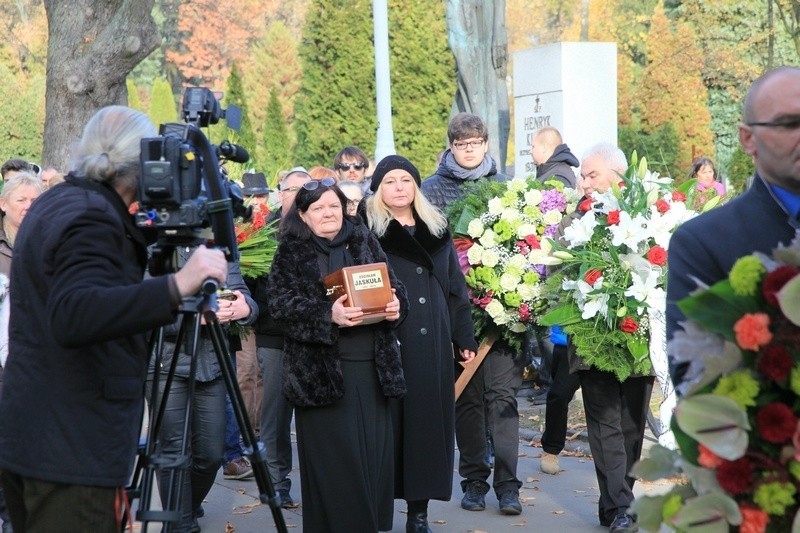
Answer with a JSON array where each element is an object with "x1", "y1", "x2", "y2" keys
[
  {"x1": 733, "y1": 313, "x2": 772, "y2": 351},
  {"x1": 697, "y1": 444, "x2": 723, "y2": 469},
  {"x1": 739, "y1": 504, "x2": 769, "y2": 533}
]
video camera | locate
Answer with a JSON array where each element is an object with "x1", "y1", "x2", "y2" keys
[{"x1": 136, "y1": 87, "x2": 251, "y2": 263}]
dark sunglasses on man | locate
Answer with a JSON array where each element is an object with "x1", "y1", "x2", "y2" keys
[
  {"x1": 336, "y1": 163, "x2": 367, "y2": 171},
  {"x1": 302, "y1": 177, "x2": 337, "y2": 191}
]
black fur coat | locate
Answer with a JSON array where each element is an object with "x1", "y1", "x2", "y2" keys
[{"x1": 265, "y1": 218, "x2": 408, "y2": 407}]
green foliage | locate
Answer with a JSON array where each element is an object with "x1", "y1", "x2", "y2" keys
[
  {"x1": 388, "y1": 0, "x2": 454, "y2": 176},
  {"x1": 261, "y1": 88, "x2": 293, "y2": 183},
  {"x1": 126, "y1": 79, "x2": 145, "y2": 113},
  {"x1": 293, "y1": 0, "x2": 377, "y2": 167},
  {"x1": 148, "y1": 77, "x2": 178, "y2": 127},
  {"x1": 224, "y1": 62, "x2": 257, "y2": 165},
  {"x1": 619, "y1": 122, "x2": 680, "y2": 179},
  {"x1": 0, "y1": 65, "x2": 44, "y2": 160},
  {"x1": 727, "y1": 145, "x2": 755, "y2": 193},
  {"x1": 707, "y1": 88, "x2": 742, "y2": 179}
]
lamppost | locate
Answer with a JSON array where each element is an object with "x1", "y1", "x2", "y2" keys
[{"x1": 373, "y1": 0, "x2": 396, "y2": 161}]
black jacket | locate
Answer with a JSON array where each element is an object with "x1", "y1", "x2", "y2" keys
[
  {"x1": 536, "y1": 144, "x2": 579, "y2": 188},
  {"x1": 265, "y1": 218, "x2": 408, "y2": 407},
  {"x1": 0, "y1": 175, "x2": 180, "y2": 487},
  {"x1": 421, "y1": 154, "x2": 504, "y2": 214}
]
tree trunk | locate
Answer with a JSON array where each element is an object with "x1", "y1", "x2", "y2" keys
[{"x1": 42, "y1": 0, "x2": 159, "y2": 170}]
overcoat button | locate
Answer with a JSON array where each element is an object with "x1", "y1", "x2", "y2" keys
[
  {"x1": 419, "y1": 297, "x2": 426, "y2": 304},
  {"x1": 416, "y1": 267, "x2": 423, "y2": 274},
  {"x1": 420, "y1": 328, "x2": 427, "y2": 335}
]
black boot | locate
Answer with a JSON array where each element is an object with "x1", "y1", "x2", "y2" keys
[{"x1": 406, "y1": 500, "x2": 432, "y2": 533}]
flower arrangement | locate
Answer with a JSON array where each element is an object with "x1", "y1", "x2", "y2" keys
[
  {"x1": 447, "y1": 177, "x2": 579, "y2": 351},
  {"x1": 538, "y1": 155, "x2": 700, "y2": 381},
  {"x1": 631, "y1": 239, "x2": 800, "y2": 533},
  {"x1": 235, "y1": 202, "x2": 277, "y2": 279}
]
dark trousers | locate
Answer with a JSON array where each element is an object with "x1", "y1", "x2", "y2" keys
[
  {"x1": 0, "y1": 470, "x2": 118, "y2": 532},
  {"x1": 258, "y1": 346, "x2": 294, "y2": 492},
  {"x1": 455, "y1": 345, "x2": 524, "y2": 496},
  {"x1": 148, "y1": 376, "x2": 227, "y2": 531},
  {"x1": 579, "y1": 367, "x2": 654, "y2": 524},
  {"x1": 541, "y1": 344, "x2": 581, "y2": 455}
]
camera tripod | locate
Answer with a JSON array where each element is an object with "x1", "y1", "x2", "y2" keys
[{"x1": 124, "y1": 291, "x2": 288, "y2": 532}]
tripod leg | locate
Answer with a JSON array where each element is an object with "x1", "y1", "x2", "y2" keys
[{"x1": 203, "y1": 314, "x2": 288, "y2": 533}]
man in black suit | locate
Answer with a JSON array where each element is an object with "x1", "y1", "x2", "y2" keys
[{"x1": 667, "y1": 66, "x2": 800, "y2": 386}]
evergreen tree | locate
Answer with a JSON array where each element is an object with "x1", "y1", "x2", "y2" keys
[
  {"x1": 0, "y1": 65, "x2": 44, "y2": 161},
  {"x1": 224, "y1": 62, "x2": 257, "y2": 164},
  {"x1": 149, "y1": 77, "x2": 178, "y2": 127},
  {"x1": 126, "y1": 79, "x2": 145, "y2": 113},
  {"x1": 388, "y1": 0, "x2": 455, "y2": 175},
  {"x1": 619, "y1": 122, "x2": 680, "y2": 179},
  {"x1": 727, "y1": 145, "x2": 755, "y2": 194},
  {"x1": 293, "y1": 0, "x2": 377, "y2": 166},
  {"x1": 261, "y1": 88, "x2": 293, "y2": 184}
]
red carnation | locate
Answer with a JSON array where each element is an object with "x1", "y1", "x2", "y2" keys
[
  {"x1": 757, "y1": 403, "x2": 797, "y2": 443},
  {"x1": 672, "y1": 191, "x2": 686, "y2": 202},
  {"x1": 757, "y1": 344, "x2": 793, "y2": 381},
  {"x1": 519, "y1": 303, "x2": 531, "y2": 322},
  {"x1": 516, "y1": 241, "x2": 530, "y2": 255},
  {"x1": 762, "y1": 265, "x2": 800, "y2": 307},
  {"x1": 619, "y1": 317, "x2": 639, "y2": 334},
  {"x1": 655, "y1": 199, "x2": 670, "y2": 213},
  {"x1": 715, "y1": 457, "x2": 754, "y2": 495},
  {"x1": 647, "y1": 245, "x2": 668, "y2": 266},
  {"x1": 236, "y1": 231, "x2": 247, "y2": 244},
  {"x1": 584, "y1": 269, "x2": 603, "y2": 285},
  {"x1": 579, "y1": 198, "x2": 593, "y2": 212},
  {"x1": 524, "y1": 234, "x2": 541, "y2": 249},
  {"x1": 607, "y1": 210, "x2": 621, "y2": 225},
  {"x1": 739, "y1": 504, "x2": 769, "y2": 533}
]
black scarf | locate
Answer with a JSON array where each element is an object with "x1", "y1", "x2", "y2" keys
[{"x1": 310, "y1": 218, "x2": 355, "y2": 275}]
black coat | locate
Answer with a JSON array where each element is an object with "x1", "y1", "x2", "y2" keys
[
  {"x1": 536, "y1": 143, "x2": 579, "y2": 188},
  {"x1": 0, "y1": 176, "x2": 179, "y2": 487},
  {"x1": 265, "y1": 218, "x2": 408, "y2": 407},
  {"x1": 376, "y1": 215, "x2": 477, "y2": 500}
]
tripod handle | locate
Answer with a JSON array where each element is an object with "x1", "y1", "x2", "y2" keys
[{"x1": 201, "y1": 278, "x2": 219, "y2": 295}]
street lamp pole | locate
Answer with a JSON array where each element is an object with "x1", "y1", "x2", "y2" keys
[{"x1": 373, "y1": 0, "x2": 396, "y2": 161}]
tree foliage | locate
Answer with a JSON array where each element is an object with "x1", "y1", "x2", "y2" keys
[
  {"x1": 0, "y1": 65, "x2": 45, "y2": 161},
  {"x1": 224, "y1": 62, "x2": 257, "y2": 163},
  {"x1": 619, "y1": 121, "x2": 680, "y2": 179},
  {"x1": 293, "y1": 0, "x2": 377, "y2": 166},
  {"x1": 637, "y1": 2, "x2": 714, "y2": 174},
  {"x1": 149, "y1": 77, "x2": 178, "y2": 127},
  {"x1": 727, "y1": 144, "x2": 755, "y2": 193},
  {"x1": 388, "y1": 0, "x2": 454, "y2": 175},
  {"x1": 261, "y1": 88, "x2": 293, "y2": 183}
]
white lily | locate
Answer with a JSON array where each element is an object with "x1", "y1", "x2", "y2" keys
[
  {"x1": 609, "y1": 211, "x2": 649, "y2": 252},
  {"x1": 563, "y1": 209, "x2": 598, "y2": 247}
]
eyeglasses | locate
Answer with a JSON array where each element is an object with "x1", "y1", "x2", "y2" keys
[
  {"x1": 302, "y1": 177, "x2": 337, "y2": 191},
  {"x1": 452, "y1": 139, "x2": 486, "y2": 151},
  {"x1": 336, "y1": 163, "x2": 367, "y2": 171},
  {"x1": 346, "y1": 199, "x2": 362, "y2": 208},
  {"x1": 745, "y1": 117, "x2": 800, "y2": 130},
  {"x1": 280, "y1": 185, "x2": 301, "y2": 193}
]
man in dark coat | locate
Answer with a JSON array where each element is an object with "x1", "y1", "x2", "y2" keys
[
  {"x1": 421, "y1": 113, "x2": 524, "y2": 516},
  {"x1": 668, "y1": 66, "x2": 800, "y2": 387},
  {"x1": 0, "y1": 106, "x2": 228, "y2": 531},
  {"x1": 531, "y1": 126, "x2": 578, "y2": 188}
]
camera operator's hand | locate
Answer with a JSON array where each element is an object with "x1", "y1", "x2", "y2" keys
[
  {"x1": 174, "y1": 245, "x2": 227, "y2": 297},
  {"x1": 217, "y1": 290, "x2": 249, "y2": 323}
]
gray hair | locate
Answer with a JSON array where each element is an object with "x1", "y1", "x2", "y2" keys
[
  {"x1": 581, "y1": 143, "x2": 628, "y2": 173},
  {"x1": 70, "y1": 106, "x2": 156, "y2": 191},
  {"x1": 1, "y1": 172, "x2": 44, "y2": 201}
]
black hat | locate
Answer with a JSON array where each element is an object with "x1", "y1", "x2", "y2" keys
[
  {"x1": 242, "y1": 172, "x2": 270, "y2": 196},
  {"x1": 369, "y1": 155, "x2": 421, "y2": 192}
]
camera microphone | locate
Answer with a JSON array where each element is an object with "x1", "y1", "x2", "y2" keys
[{"x1": 217, "y1": 141, "x2": 250, "y2": 163}]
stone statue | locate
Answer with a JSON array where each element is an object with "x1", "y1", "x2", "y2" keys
[{"x1": 446, "y1": 0, "x2": 510, "y2": 172}]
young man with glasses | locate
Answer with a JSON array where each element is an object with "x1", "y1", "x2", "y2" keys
[
  {"x1": 421, "y1": 112, "x2": 524, "y2": 517},
  {"x1": 333, "y1": 146, "x2": 371, "y2": 194},
  {"x1": 667, "y1": 65, "x2": 800, "y2": 390}
]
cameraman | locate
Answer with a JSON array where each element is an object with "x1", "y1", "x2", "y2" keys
[{"x1": 0, "y1": 106, "x2": 228, "y2": 532}]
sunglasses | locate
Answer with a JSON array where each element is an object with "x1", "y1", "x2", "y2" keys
[
  {"x1": 336, "y1": 163, "x2": 367, "y2": 171},
  {"x1": 302, "y1": 177, "x2": 337, "y2": 191}
]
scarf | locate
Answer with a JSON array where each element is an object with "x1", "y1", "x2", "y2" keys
[
  {"x1": 310, "y1": 218, "x2": 355, "y2": 275},
  {"x1": 441, "y1": 149, "x2": 495, "y2": 182}
]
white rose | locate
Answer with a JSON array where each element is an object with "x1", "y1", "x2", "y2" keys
[
  {"x1": 481, "y1": 249, "x2": 500, "y2": 267},
  {"x1": 500, "y1": 272, "x2": 519, "y2": 292},
  {"x1": 500, "y1": 207, "x2": 521, "y2": 222},
  {"x1": 542, "y1": 209, "x2": 563, "y2": 226},
  {"x1": 467, "y1": 219, "x2": 485, "y2": 239},
  {"x1": 488, "y1": 197, "x2": 503, "y2": 216},
  {"x1": 480, "y1": 230, "x2": 497, "y2": 248},
  {"x1": 485, "y1": 299, "x2": 504, "y2": 318},
  {"x1": 524, "y1": 189, "x2": 543, "y2": 206},
  {"x1": 517, "y1": 283, "x2": 536, "y2": 300},
  {"x1": 507, "y1": 178, "x2": 527, "y2": 193},
  {"x1": 508, "y1": 254, "x2": 528, "y2": 271},
  {"x1": 527, "y1": 248, "x2": 549, "y2": 265},
  {"x1": 493, "y1": 311, "x2": 510, "y2": 325},
  {"x1": 516, "y1": 223, "x2": 538, "y2": 240},
  {"x1": 467, "y1": 243, "x2": 484, "y2": 265}
]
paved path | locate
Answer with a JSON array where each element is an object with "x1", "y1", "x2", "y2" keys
[{"x1": 131, "y1": 392, "x2": 673, "y2": 532}]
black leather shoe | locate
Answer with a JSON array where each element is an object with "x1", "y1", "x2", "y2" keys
[
  {"x1": 460, "y1": 480, "x2": 487, "y2": 511},
  {"x1": 498, "y1": 491, "x2": 522, "y2": 515},
  {"x1": 406, "y1": 510, "x2": 432, "y2": 533},
  {"x1": 609, "y1": 513, "x2": 638, "y2": 532}
]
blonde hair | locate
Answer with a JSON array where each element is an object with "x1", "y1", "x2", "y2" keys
[
  {"x1": 70, "y1": 106, "x2": 156, "y2": 191},
  {"x1": 1, "y1": 172, "x2": 44, "y2": 201},
  {"x1": 366, "y1": 180, "x2": 447, "y2": 238}
]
